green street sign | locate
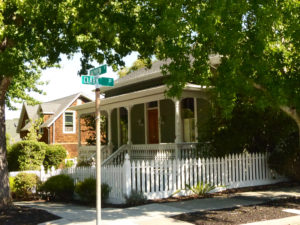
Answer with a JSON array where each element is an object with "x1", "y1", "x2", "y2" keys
[
  {"x1": 98, "y1": 77, "x2": 114, "y2": 86},
  {"x1": 81, "y1": 75, "x2": 114, "y2": 86},
  {"x1": 82, "y1": 75, "x2": 97, "y2": 85},
  {"x1": 89, "y1": 65, "x2": 107, "y2": 75}
]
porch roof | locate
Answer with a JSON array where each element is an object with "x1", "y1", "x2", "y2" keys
[{"x1": 70, "y1": 83, "x2": 208, "y2": 115}]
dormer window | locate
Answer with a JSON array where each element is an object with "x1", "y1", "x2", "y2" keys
[{"x1": 63, "y1": 111, "x2": 75, "y2": 133}]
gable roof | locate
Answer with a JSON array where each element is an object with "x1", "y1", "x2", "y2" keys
[
  {"x1": 100, "y1": 60, "x2": 169, "y2": 94},
  {"x1": 100, "y1": 55, "x2": 221, "y2": 93},
  {"x1": 17, "y1": 93, "x2": 92, "y2": 133}
]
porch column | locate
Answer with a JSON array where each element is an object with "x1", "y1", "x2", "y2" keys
[
  {"x1": 77, "y1": 112, "x2": 81, "y2": 147},
  {"x1": 117, "y1": 108, "x2": 121, "y2": 147},
  {"x1": 127, "y1": 105, "x2": 132, "y2": 145},
  {"x1": 194, "y1": 97, "x2": 198, "y2": 140},
  {"x1": 107, "y1": 109, "x2": 113, "y2": 155},
  {"x1": 174, "y1": 98, "x2": 183, "y2": 158}
]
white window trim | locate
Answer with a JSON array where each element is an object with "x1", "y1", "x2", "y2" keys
[{"x1": 63, "y1": 111, "x2": 76, "y2": 134}]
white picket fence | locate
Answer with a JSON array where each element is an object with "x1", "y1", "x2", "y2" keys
[{"x1": 9, "y1": 152, "x2": 285, "y2": 204}]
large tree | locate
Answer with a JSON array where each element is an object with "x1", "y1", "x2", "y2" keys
[
  {"x1": 0, "y1": 0, "x2": 157, "y2": 207},
  {"x1": 1, "y1": 0, "x2": 299, "y2": 207},
  {"x1": 137, "y1": 1, "x2": 299, "y2": 144}
]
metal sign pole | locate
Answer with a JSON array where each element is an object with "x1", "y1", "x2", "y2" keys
[{"x1": 95, "y1": 78, "x2": 101, "y2": 225}]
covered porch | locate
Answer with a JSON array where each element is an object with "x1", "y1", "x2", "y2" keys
[{"x1": 72, "y1": 84, "x2": 211, "y2": 165}]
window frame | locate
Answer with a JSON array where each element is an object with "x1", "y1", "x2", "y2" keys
[{"x1": 63, "y1": 111, "x2": 76, "y2": 134}]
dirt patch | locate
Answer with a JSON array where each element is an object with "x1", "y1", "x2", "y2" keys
[
  {"x1": 0, "y1": 205, "x2": 60, "y2": 225},
  {"x1": 172, "y1": 198, "x2": 300, "y2": 225}
]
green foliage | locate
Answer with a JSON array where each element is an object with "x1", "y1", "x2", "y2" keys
[
  {"x1": 173, "y1": 182, "x2": 217, "y2": 198},
  {"x1": 200, "y1": 100, "x2": 297, "y2": 157},
  {"x1": 76, "y1": 159, "x2": 94, "y2": 167},
  {"x1": 39, "y1": 174, "x2": 74, "y2": 201},
  {"x1": 268, "y1": 132, "x2": 300, "y2": 181},
  {"x1": 124, "y1": 190, "x2": 147, "y2": 206},
  {"x1": 117, "y1": 58, "x2": 150, "y2": 77},
  {"x1": 9, "y1": 177, "x2": 16, "y2": 197},
  {"x1": 82, "y1": 114, "x2": 106, "y2": 145},
  {"x1": 75, "y1": 178, "x2": 111, "y2": 204},
  {"x1": 184, "y1": 182, "x2": 217, "y2": 197},
  {"x1": 43, "y1": 144, "x2": 67, "y2": 170},
  {"x1": 23, "y1": 118, "x2": 43, "y2": 141},
  {"x1": 6, "y1": 133, "x2": 11, "y2": 149},
  {"x1": 13, "y1": 173, "x2": 40, "y2": 200},
  {"x1": 7, "y1": 140, "x2": 47, "y2": 171},
  {"x1": 64, "y1": 160, "x2": 74, "y2": 168}
]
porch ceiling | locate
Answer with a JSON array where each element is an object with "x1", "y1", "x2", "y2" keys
[{"x1": 70, "y1": 84, "x2": 208, "y2": 115}]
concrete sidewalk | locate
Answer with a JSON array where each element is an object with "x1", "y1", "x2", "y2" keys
[{"x1": 16, "y1": 185, "x2": 300, "y2": 225}]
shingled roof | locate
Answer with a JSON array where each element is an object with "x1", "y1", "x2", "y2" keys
[
  {"x1": 17, "y1": 93, "x2": 92, "y2": 133},
  {"x1": 100, "y1": 55, "x2": 220, "y2": 93}
]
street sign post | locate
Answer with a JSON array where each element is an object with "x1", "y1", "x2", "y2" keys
[
  {"x1": 80, "y1": 65, "x2": 113, "y2": 225},
  {"x1": 81, "y1": 75, "x2": 114, "y2": 86}
]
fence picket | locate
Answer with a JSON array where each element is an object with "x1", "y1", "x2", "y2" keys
[{"x1": 141, "y1": 161, "x2": 146, "y2": 192}]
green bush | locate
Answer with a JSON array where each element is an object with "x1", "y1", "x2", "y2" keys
[
  {"x1": 64, "y1": 160, "x2": 74, "y2": 168},
  {"x1": 7, "y1": 141, "x2": 48, "y2": 171},
  {"x1": 76, "y1": 159, "x2": 94, "y2": 167},
  {"x1": 39, "y1": 174, "x2": 74, "y2": 201},
  {"x1": 124, "y1": 190, "x2": 147, "y2": 206},
  {"x1": 268, "y1": 132, "x2": 300, "y2": 181},
  {"x1": 12, "y1": 173, "x2": 40, "y2": 200},
  {"x1": 43, "y1": 145, "x2": 67, "y2": 170},
  {"x1": 9, "y1": 177, "x2": 16, "y2": 198},
  {"x1": 74, "y1": 178, "x2": 111, "y2": 204}
]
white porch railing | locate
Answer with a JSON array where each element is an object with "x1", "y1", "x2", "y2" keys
[
  {"x1": 79, "y1": 142, "x2": 213, "y2": 165},
  {"x1": 78, "y1": 145, "x2": 110, "y2": 162}
]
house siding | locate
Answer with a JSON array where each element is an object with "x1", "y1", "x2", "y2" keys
[
  {"x1": 50, "y1": 97, "x2": 90, "y2": 157},
  {"x1": 131, "y1": 104, "x2": 145, "y2": 144},
  {"x1": 160, "y1": 99, "x2": 175, "y2": 143}
]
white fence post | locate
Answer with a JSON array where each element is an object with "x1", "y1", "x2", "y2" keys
[
  {"x1": 40, "y1": 165, "x2": 45, "y2": 182},
  {"x1": 123, "y1": 154, "x2": 132, "y2": 197}
]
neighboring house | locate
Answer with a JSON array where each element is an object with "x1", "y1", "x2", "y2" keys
[
  {"x1": 71, "y1": 56, "x2": 221, "y2": 164},
  {"x1": 16, "y1": 93, "x2": 92, "y2": 157}
]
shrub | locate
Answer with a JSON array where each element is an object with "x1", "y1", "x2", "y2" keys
[
  {"x1": 13, "y1": 173, "x2": 40, "y2": 200},
  {"x1": 75, "y1": 178, "x2": 111, "y2": 204},
  {"x1": 39, "y1": 174, "x2": 74, "y2": 201},
  {"x1": 9, "y1": 177, "x2": 16, "y2": 198},
  {"x1": 76, "y1": 159, "x2": 94, "y2": 167},
  {"x1": 268, "y1": 132, "x2": 300, "y2": 181},
  {"x1": 185, "y1": 182, "x2": 217, "y2": 196},
  {"x1": 7, "y1": 141, "x2": 47, "y2": 171},
  {"x1": 64, "y1": 160, "x2": 74, "y2": 168},
  {"x1": 124, "y1": 190, "x2": 147, "y2": 206},
  {"x1": 43, "y1": 145, "x2": 67, "y2": 170}
]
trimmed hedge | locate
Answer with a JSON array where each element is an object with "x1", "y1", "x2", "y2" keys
[
  {"x1": 75, "y1": 178, "x2": 111, "y2": 204},
  {"x1": 8, "y1": 141, "x2": 47, "y2": 171},
  {"x1": 11, "y1": 173, "x2": 40, "y2": 200},
  {"x1": 7, "y1": 141, "x2": 67, "y2": 171},
  {"x1": 39, "y1": 174, "x2": 74, "y2": 201},
  {"x1": 43, "y1": 144, "x2": 67, "y2": 170}
]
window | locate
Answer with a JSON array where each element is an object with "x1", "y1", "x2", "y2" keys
[
  {"x1": 64, "y1": 111, "x2": 75, "y2": 133},
  {"x1": 182, "y1": 98, "x2": 195, "y2": 142},
  {"x1": 147, "y1": 101, "x2": 157, "y2": 108}
]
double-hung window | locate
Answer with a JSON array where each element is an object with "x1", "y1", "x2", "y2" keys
[{"x1": 64, "y1": 111, "x2": 75, "y2": 133}]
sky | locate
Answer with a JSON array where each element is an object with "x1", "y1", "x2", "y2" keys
[{"x1": 5, "y1": 53, "x2": 138, "y2": 120}]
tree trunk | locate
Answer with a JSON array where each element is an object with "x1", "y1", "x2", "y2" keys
[
  {"x1": 0, "y1": 77, "x2": 11, "y2": 208},
  {"x1": 279, "y1": 105, "x2": 300, "y2": 148}
]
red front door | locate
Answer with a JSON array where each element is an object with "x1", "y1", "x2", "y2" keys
[{"x1": 148, "y1": 109, "x2": 159, "y2": 144}]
